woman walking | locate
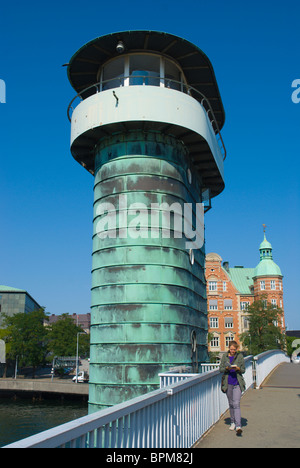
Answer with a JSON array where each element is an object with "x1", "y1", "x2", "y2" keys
[{"x1": 220, "y1": 341, "x2": 246, "y2": 436}]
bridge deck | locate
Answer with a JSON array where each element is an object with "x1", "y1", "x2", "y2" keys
[
  {"x1": 195, "y1": 363, "x2": 300, "y2": 448},
  {"x1": 0, "y1": 378, "x2": 89, "y2": 397}
]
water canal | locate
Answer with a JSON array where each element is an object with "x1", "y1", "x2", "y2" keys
[{"x1": 0, "y1": 397, "x2": 88, "y2": 447}]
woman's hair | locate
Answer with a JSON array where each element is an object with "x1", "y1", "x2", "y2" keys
[{"x1": 228, "y1": 340, "x2": 238, "y2": 349}]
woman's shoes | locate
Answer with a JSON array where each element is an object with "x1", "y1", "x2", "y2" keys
[{"x1": 229, "y1": 423, "x2": 243, "y2": 435}]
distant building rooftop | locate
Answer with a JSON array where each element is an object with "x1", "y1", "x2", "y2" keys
[
  {"x1": 225, "y1": 267, "x2": 255, "y2": 295},
  {"x1": 47, "y1": 313, "x2": 91, "y2": 333}
]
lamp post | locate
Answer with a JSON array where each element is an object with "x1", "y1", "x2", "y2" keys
[{"x1": 75, "y1": 332, "x2": 85, "y2": 383}]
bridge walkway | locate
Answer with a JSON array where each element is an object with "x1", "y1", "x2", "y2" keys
[{"x1": 194, "y1": 363, "x2": 300, "y2": 448}]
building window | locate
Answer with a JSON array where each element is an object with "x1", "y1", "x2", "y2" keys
[
  {"x1": 240, "y1": 301, "x2": 250, "y2": 310},
  {"x1": 210, "y1": 317, "x2": 219, "y2": 328},
  {"x1": 243, "y1": 317, "x2": 250, "y2": 329},
  {"x1": 225, "y1": 317, "x2": 233, "y2": 328},
  {"x1": 223, "y1": 281, "x2": 227, "y2": 291},
  {"x1": 260, "y1": 281, "x2": 265, "y2": 290},
  {"x1": 271, "y1": 280, "x2": 276, "y2": 290},
  {"x1": 279, "y1": 282, "x2": 282, "y2": 290},
  {"x1": 209, "y1": 300, "x2": 218, "y2": 310},
  {"x1": 225, "y1": 335, "x2": 235, "y2": 347},
  {"x1": 271, "y1": 299, "x2": 277, "y2": 306},
  {"x1": 224, "y1": 299, "x2": 232, "y2": 310},
  {"x1": 209, "y1": 281, "x2": 217, "y2": 291},
  {"x1": 210, "y1": 336, "x2": 219, "y2": 348}
]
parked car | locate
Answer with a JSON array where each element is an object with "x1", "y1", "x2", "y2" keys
[
  {"x1": 53, "y1": 366, "x2": 74, "y2": 377},
  {"x1": 72, "y1": 370, "x2": 89, "y2": 383}
]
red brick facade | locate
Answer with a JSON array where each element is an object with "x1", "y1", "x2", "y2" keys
[{"x1": 206, "y1": 247, "x2": 285, "y2": 355}]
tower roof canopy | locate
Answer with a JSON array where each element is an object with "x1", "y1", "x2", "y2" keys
[
  {"x1": 259, "y1": 236, "x2": 272, "y2": 251},
  {"x1": 253, "y1": 261, "x2": 282, "y2": 277},
  {"x1": 254, "y1": 233, "x2": 282, "y2": 278},
  {"x1": 67, "y1": 30, "x2": 225, "y2": 129}
]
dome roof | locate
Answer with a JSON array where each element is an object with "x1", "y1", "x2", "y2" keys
[
  {"x1": 253, "y1": 233, "x2": 282, "y2": 278},
  {"x1": 259, "y1": 237, "x2": 272, "y2": 250},
  {"x1": 253, "y1": 260, "x2": 282, "y2": 277}
]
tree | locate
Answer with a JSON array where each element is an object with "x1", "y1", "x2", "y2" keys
[
  {"x1": 240, "y1": 296, "x2": 286, "y2": 355},
  {"x1": 47, "y1": 314, "x2": 89, "y2": 357},
  {"x1": 2, "y1": 308, "x2": 49, "y2": 377}
]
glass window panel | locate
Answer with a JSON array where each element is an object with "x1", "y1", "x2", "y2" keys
[
  {"x1": 102, "y1": 57, "x2": 125, "y2": 90},
  {"x1": 165, "y1": 59, "x2": 181, "y2": 90},
  {"x1": 129, "y1": 55, "x2": 160, "y2": 86}
]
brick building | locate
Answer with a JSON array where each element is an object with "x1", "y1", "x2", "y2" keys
[
  {"x1": 47, "y1": 313, "x2": 91, "y2": 334},
  {"x1": 206, "y1": 232, "x2": 285, "y2": 355}
]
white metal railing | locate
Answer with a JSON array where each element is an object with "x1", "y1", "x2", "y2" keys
[
  {"x1": 159, "y1": 357, "x2": 253, "y2": 391},
  {"x1": 3, "y1": 370, "x2": 228, "y2": 449},
  {"x1": 158, "y1": 363, "x2": 220, "y2": 388},
  {"x1": 3, "y1": 351, "x2": 287, "y2": 448},
  {"x1": 253, "y1": 350, "x2": 290, "y2": 389},
  {"x1": 200, "y1": 363, "x2": 220, "y2": 373}
]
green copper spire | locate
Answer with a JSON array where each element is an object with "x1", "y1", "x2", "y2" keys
[{"x1": 253, "y1": 226, "x2": 282, "y2": 277}]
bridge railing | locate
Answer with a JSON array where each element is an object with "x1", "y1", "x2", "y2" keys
[
  {"x1": 3, "y1": 351, "x2": 287, "y2": 448},
  {"x1": 253, "y1": 350, "x2": 290, "y2": 389}
]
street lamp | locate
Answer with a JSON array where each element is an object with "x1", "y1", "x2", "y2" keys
[{"x1": 75, "y1": 332, "x2": 86, "y2": 383}]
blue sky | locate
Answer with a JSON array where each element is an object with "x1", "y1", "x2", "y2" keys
[{"x1": 0, "y1": 1, "x2": 299, "y2": 329}]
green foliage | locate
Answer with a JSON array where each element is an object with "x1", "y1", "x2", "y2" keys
[
  {"x1": 0, "y1": 311, "x2": 90, "y2": 375},
  {"x1": 240, "y1": 296, "x2": 286, "y2": 355},
  {"x1": 2, "y1": 308, "x2": 49, "y2": 372},
  {"x1": 47, "y1": 314, "x2": 89, "y2": 357}
]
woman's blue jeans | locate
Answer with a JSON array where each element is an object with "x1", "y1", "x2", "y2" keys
[{"x1": 227, "y1": 384, "x2": 242, "y2": 427}]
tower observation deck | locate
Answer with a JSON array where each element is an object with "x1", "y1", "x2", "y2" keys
[{"x1": 67, "y1": 31, "x2": 227, "y2": 412}]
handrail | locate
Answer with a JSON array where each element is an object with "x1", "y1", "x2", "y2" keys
[
  {"x1": 253, "y1": 350, "x2": 289, "y2": 389},
  {"x1": 67, "y1": 76, "x2": 227, "y2": 161},
  {"x1": 4, "y1": 351, "x2": 288, "y2": 449}
]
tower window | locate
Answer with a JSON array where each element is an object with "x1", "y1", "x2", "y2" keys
[
  {"x1": 99, "y1": 53, "x2": 186, "y2": 92},
  {"x1": 129, "y1": 54, "x2": 160, "y2": 86}
]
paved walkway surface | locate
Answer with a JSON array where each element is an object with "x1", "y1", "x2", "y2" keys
[{"x1": 195, "y1": 363, "x2": 300, "y2": 448}]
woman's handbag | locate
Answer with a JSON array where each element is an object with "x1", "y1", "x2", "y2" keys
[{"x1": 221, "y1": 374, "x2": 227, "y2": 393}]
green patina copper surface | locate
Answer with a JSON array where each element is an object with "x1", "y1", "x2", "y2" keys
[
  {"x1": 89, "y1": 131, "x2": 208, "y2": 412},
  {"x1": 253, "y1": 234, "x2": 282, "y2": 278}
]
